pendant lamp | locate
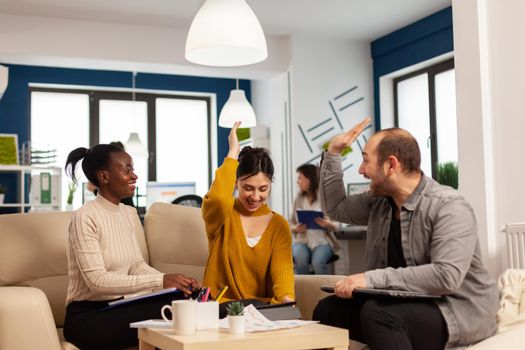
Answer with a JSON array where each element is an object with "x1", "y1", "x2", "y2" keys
[
  {"x1": 185, "y1": 0, "x2": 268, "y2": 67},
  {"x1": 125, "y1": 72, "x2": 149, "y2": 158},
  {"x1": 218, "y1": 79, "x2": 257, "y2": 128}
]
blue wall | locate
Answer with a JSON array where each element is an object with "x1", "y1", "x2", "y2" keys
[
  {"x1": 0, "y1": 63, "x2": 251, "y2": 163},
  {"x1": 371, "y1": 6, "x2": 453, "y2": 129}
]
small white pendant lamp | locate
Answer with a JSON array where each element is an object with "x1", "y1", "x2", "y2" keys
[
  {"x1": 185, "y1": 0, "x2": 268, "y2": 67},
  {"x1": 218, "y1": 79, "x2": 257, "y2": 128},
  {"x1": 125, "y1": 72, "x2": 149, "y2": 158}
]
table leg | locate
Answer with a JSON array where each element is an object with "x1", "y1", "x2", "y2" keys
[{"x1": 139, "y1": 339, "x2": 155, "y2": 350}]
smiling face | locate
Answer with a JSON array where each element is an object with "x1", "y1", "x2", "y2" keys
[
  {"x1": 97, "y1": 151, "x2": 138, "y2": 204},
  {"x1": 236, "y1": 172, "x2": 271, "y2": 212},
  {"x1": 358, "y1": 134, "x2": 389, "y2": 197}
]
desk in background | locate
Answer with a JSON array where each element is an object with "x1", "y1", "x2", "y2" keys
[{"x1": 334, "y1": 225, "x2": 367, "y2": 276}]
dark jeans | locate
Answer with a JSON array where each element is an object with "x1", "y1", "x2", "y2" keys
[
  {"x1": 313, "y1": 295, "x2": 448, "y2": 350},
  {"x1": 64, "y1": 293, "x2": 184, "y2": 350}
]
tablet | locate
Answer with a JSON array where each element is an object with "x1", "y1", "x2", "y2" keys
[
  {"x1": 353, "y1": 288, "x2": 442, "y2": 299},
  {"x1": 254, "y1": 301, "x2": 297, "y2": 309},
  {"x1": 319, "y1": 286, "x2": 442, "y2": 299}
]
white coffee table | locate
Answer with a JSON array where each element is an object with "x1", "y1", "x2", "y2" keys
[{"x1": 138, "y1": 323, "x2": 349, "y2": 350}]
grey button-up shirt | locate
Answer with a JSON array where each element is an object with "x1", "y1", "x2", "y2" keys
[{"x1": 320, "y1": 152, "x2": 499, "y2": 348}]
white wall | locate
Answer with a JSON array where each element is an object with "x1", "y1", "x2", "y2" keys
[
  {"x1": 251, "y1": 73, "x2": 290, "y2": 215},
  {"x1": 287, "y1": 36, "x2": 374, "y2": 213},
  {"x1": 252, "y1": 36, "x2": 374, "y2": 219},
  {"x1": 452, "y1": 0, "x2": 525, "y2": 277}
]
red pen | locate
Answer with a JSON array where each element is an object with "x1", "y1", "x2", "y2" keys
[{"x1": 202, "y1": 287, "x2": 211, "y2": 302}]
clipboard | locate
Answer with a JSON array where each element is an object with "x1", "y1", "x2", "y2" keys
[
  {"x1": 99, "y1": 288, "x2": 182, "y2": 311},
  {"x1": 296, "y1": 209, "x2": 324, "y2": 229}
]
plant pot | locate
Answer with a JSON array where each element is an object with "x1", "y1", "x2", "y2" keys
[
  {"x1": 228, "y1": 315, "x2": 245, "y2": 334},
  {"x1": 65, "y1": 204, "x2": 73, "y2": 211},
  {"x1": 0, "y1": 193, "x2": 4, "y2": 204}
]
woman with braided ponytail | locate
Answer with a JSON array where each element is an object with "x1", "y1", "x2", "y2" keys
[
  {"x1": 202, "y1": 122, "x2": 295, "y2": 315},
  {"x1": 63, "y1": 144, "x2": 200, "y2": 350}
]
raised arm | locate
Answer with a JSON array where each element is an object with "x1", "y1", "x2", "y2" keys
[
  {"x1": 202, "y1": 122, "x2": 241, "y2": 238},
  {"x1": 320, "y1": 117, "x2": 371, "y2": 224}
]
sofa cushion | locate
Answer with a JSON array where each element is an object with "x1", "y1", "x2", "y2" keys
[
  {"x1": 0, "y1": 211, "x2": 72, "y2": 286},
  {"x1": 144, "y1": 203, "x2": 208, "y2": 281},
  {"x1": 0, "y1": 209, "x2": 150, "y2": 328}
]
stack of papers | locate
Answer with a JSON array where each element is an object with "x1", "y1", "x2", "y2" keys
[
  {"x1": 130, "y1": 319, "x2": 170, "y2": 329},
  {"x1": 219, "y1": 304, "x2": 317, "y2": 332}
]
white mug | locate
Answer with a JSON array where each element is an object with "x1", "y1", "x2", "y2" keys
[{"x1": 161, "y1": 299, "x2": 197, "y2": 335}]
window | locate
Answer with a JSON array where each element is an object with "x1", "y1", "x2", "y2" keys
[
  {"x1": 30, "y1": 90, "x2": 90, "y2": 209},
  {"x1": 394, "y1": 59, "x2": 457, "y2": 178},
  {"x1": 155, "y1": 98, "x2": 210, "y2": 196},
  {"x1": 30, "y1": 87, "x2": 212, "y2": 208}
]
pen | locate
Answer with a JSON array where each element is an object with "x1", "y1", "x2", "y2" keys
[
  {"x1": 202, "y1": 287, "x2": 211, "y2": 302},
  {"x1": 196, "y1": 287, "x2": 206, "y2": 302},
  {"x1": 215, "y1": 286, "x2": 229, "y2": 303}
]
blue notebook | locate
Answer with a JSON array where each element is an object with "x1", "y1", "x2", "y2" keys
[{"x1": 296, "y1": 209, "x2": 324, "y2": 229}]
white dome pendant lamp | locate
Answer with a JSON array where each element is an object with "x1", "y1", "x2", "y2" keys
[
  {"x1": 218, "y1": 79, "x2": 257, "y2": 128},
  {"x1": 185, "y1": 0, "x2": 268, "y2": 67}
]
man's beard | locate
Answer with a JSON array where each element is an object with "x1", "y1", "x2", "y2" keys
[{"x1": 369, "y1": 181, "x2": 388, "y2": 197}]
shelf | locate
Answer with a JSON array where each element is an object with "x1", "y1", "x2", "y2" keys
[{"x1": 0, "y1": 165, "x2": 62, "y2": 214}]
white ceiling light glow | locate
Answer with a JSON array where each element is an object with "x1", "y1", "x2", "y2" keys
[{"x1": 185, "y1": 0, "x2": 268, "y2": 67}]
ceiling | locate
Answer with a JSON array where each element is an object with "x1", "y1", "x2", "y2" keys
[{"x1": 0, "y1": 0, "x2": 451, "y2": 41}]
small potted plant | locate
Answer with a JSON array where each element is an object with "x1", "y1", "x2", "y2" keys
[
  {"x1": 66, "y1": 182, "x2": 77, "y2": 210},
  {"x1": 0, "y1": 184, "x2": 6, "y2": 204},
  {"x1": 226, "y1": 301, "x2": 245, "y2": 335}
]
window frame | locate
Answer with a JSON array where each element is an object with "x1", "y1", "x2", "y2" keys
[
  {"x1": 393, "y1": 58, "x2": 454, "y2": 178},
  {"x1": 29, "y1": 86, "x2": 213, "y2": 185}
]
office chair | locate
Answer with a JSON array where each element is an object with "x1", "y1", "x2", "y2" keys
[{"x1": 171, "y1": 194, "x2": 203, "y2": 208}]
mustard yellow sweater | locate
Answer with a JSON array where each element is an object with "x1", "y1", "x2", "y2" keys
[{"x1": 202, "y1": 157, "x2": 295, "y2": 304}]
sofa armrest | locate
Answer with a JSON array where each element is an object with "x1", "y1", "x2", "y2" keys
[
  {"x1": 294, "y1": 274, "x2": 344, "y2": 320},
  {"x1": 0, "y1": 286, "x2": 61, "y2": 350}
]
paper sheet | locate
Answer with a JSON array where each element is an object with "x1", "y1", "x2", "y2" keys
[{"x1": 219, "y1": 304, "x2": 318, "y2": 332}]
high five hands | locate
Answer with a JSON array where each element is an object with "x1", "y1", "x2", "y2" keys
[
  {"x1": 327, "y1": 117, "x2": 372, "y2": 154},
  {"x1": 227, "y1": 121, "x2": 241, "y2": 160}
]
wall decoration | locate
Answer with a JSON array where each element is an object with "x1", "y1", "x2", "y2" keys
[
  {"x1": 0, "y1": 133, "x2": 19, "y2": 165},
  {"x1": 297, "y1": 84, "x2": 371, "y2": 172}
]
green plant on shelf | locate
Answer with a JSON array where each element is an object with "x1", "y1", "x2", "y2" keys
[
  {"x1": 67, "y1": 182, "x2": 78, "y2": 205},
  {"x1": 226, "y1": 301, "x2": 245, "y2": 316},
  {"x1": 437, "y1": 162, "x2": 458, "y2": 189}
]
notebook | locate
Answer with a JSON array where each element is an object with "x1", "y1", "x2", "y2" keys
[
  {"x1": 320, "y1": 286, "x2": 442, "y2": 300},
  {"x1": 100, "y1": 288, "x2": 187, "y2": 311},
  {"x1": 296, "y1": 209, "x2": 324, "y2": 229}
]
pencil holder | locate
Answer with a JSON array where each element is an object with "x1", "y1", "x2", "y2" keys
[{"x1": 197, "y1": 301, "x2": 219, "y2": 330}]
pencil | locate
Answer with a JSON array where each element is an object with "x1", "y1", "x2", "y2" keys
[{"x1": 215, "y1": 286, "x2": 229, "y2": 303}]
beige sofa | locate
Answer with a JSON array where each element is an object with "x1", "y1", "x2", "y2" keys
[
  {"x1": 0, "y1": 203, "x2": 340, "y2": 350},
  {"x1": 2, "y1": 202, "x2": 522, "y2": 350}
]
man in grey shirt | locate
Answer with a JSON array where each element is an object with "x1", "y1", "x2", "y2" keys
[{"x1": 313, "y1": 118, "x2": 498, "y2": 349}]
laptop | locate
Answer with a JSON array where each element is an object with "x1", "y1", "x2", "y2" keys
[{"x1": 321, "y1": 286, "x2": 442, "y2": 300}]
